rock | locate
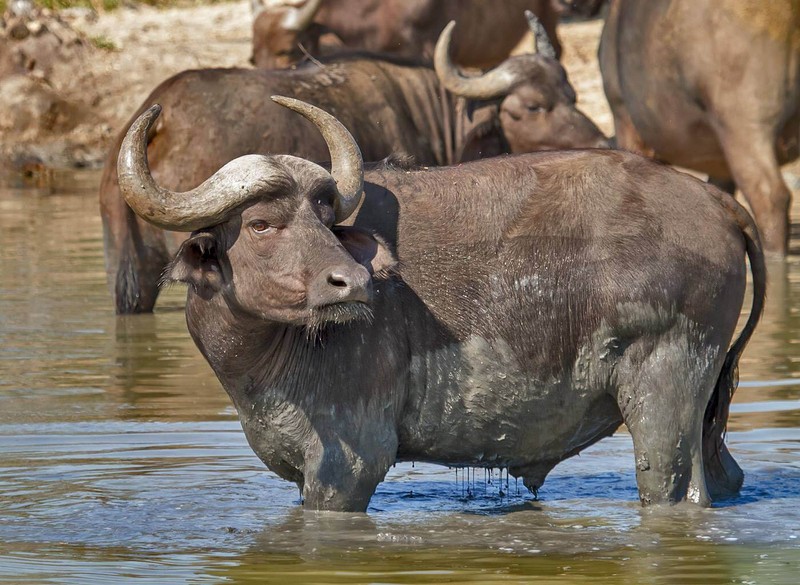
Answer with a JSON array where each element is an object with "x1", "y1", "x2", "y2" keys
[
  {"x1": 784, "y1": 172, "x2": 800, "y2": 191},
  {"x1": 8, "y1": 0, "x2": 34, "y2": 19},
  {"x1": 7, "y1": 18, "x2": 30, "y2": 40},
  {"x1": 27, "y1": 19, "x2": 43, "y2": 35}
]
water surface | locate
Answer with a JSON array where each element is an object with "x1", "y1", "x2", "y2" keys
[{"x1": 1, "y1": 172, "x2": 798, "y2": 584}]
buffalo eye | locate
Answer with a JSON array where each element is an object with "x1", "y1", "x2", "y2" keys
[
  {"x1": 314, "y1": 192, "x2": 334, "y2": 208},
  {"x1": 250, "y1": 220, "x2": 277, "y2": 235},
  {"x1": 314, "y1": 196, "x2": 335, "y2": 226},
  {"x1": 527, "y1": 104, "x2": 546, "y2": 113}
]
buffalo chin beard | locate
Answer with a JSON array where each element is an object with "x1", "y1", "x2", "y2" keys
[{"x1": 303, "y1": 302, "x2": 374, "y2": 340}]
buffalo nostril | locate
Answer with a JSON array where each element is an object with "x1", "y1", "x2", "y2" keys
[
  {"x1": 309, "y1": 266, "x2": 372, "y2": 307},
  {"x1": 327, "y1": 272, "x2": 350, "y2": 288}
]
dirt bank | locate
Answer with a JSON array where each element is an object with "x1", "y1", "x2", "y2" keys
[{"x1": 0, "y1": 1, "x2": 253, "y2": 174}]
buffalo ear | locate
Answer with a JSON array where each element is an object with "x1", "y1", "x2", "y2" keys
[
  {"x1": 333, "y1": 226, "x2": 399, "y2": 278},
  {"x1": 458, "y1": 103, "x2": 506, "y2": 162},
  {"x1": 312, "y1": 23, "x2": 340, "y2": 48},
  {"x1": 459, "y1": 127, "x2": 506, "y2": 162},
  {"x1": 165, "y1": 233, "x2": 226, "y2": 298},
  {"x1": 465, "y1": 98, "x2": 498, "y2": 122}
]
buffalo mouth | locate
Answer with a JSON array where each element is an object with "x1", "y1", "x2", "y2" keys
[{"x1": 304, "y1": 301, "x2": 374, "y2": 337}]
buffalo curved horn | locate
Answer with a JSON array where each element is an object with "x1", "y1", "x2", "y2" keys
[
  {"x1": 281, "y1": 0, "x2": 323, "y2": 32},
  {"x1": 118, "y1": 105, "x2": 288, "y2": 232},
  {"x1": 525, "y1": 10, "x2": 557, "y2": 60},
  {"x1": 271, "y1": 95, "x2": 363, "y2": 223},
  {"x1": 434, "y1": 21, "x2": 519, "y2": 100}
]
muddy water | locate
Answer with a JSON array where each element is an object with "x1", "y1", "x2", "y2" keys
[{"x1": 1, "y1": 171, "x2": 799, "y2": 584}]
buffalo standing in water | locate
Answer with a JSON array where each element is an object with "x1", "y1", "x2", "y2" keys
[
  {"x1": 101, "y1": 16, "x2": 607, "y2": 314},
  {"x1": 116, "y1": 98, "x2": 764, "y2": 511},
  {"x1": 599, "y1": 0, "x2": 800, "y2": 255}
]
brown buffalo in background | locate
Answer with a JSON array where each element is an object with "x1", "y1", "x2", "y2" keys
[
  {"x1": 599, "y1": 0, "x2": 800, "y2": 255},
  {"x1": 251, "y1": 0, "x2": 562, "y2": 69},
  {"x1": 101, "y1": 19, "x2": 607, "y2": 314}
]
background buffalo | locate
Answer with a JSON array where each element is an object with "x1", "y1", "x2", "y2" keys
[
  {"x1": 100, "y1": 20, "x2": 607, "y2": 314},
  {"x1": 250, "y1": 0, "x2": 563, "y2": 69},
  {"x1": 598, "y1": 0, "x2": 800, "y2": 256}
]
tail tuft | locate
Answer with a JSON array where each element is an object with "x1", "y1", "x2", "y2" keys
[
  {"x1": 703, "y1": 358, "x2": 744, "y2": 499},
  {"x1": 702, "y1": 196, "x2": 766, "y2": 500}
]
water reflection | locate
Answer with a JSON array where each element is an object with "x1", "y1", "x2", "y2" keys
[
  {"x1": 109, "y1": 312, "x2": 230, "y2": 421},
  {"x1": 739, "y1": 259, "x2": 800, "y2": 379},
  {"x1": 0, "y1": 171, "x2": 799, "y2": 584},
  {"x1": 731, "y1": 258, "x2": 800, "y2": 432}
]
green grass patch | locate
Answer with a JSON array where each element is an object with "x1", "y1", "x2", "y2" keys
[
  {"x1": 37, "y1": 0, "x2": 114, "y2": 11},
  {"x1": 90, "y1": 34, "x2": 117, "y2": 49}
]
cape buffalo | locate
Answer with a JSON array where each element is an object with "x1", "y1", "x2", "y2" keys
[
  {"x1": 116, "y1": 98, "x2": 764, "y2": 511},
  {"x1": 599, "y1": 0, "x2": 800, "y2": 255},
  {"x1": 251, "y1": 0, "x2": 562, "y2": 69},
  {"x1": 101, "y1": 18, "x2": 607, "y2": 314}
]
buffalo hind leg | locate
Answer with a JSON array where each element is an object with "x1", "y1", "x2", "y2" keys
[
  {"x1": 615, "y1": 331, "x2": 725, "y2": 506},
  {"x1": 116, "y1": 215, "x2": 171, "y2": 314},
  {"x1": 703, "y1": 437, "x2": 743, "y2": 501},
  {"x1": 717, "y1": 129, "x2": 791, "y2": 256},
  {"x1": 598, "y1": 0, "x2": 654, "y2": 159},
  {"x1": 103, "y1": 202, "x2": 171, "y2": 314}
]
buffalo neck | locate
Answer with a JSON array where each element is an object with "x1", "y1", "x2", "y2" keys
[
  {"x1": 427, "y1": 86, "x2": 508, "y2": 166},
  {"x1": 183, "y1": 282, "x2": 412, "y2": 418},
  {"x1": 372, "y1": 61, "x2": 458, "y2": 167},
  {"x1": 350, "y1": 59, "x2": 506, "y2": 166}
]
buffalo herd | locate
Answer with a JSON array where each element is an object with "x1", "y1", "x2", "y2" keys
[
  {"x1": 103, "y1": 0, "x2": 798, "y2": 510},
  {"x1": 101, "y1": 15, "x2": 606, "y2": 314}
]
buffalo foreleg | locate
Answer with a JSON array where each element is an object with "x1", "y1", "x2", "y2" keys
[{"x1": 301, "y1": 431, "x2": 398, "y2": 512}]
